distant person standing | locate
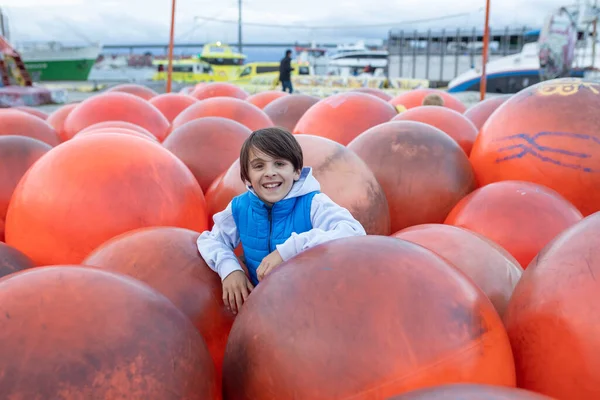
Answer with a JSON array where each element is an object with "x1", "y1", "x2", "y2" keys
[{"x1": 279, "y1": 49, "x2": 294, "y2": 93}]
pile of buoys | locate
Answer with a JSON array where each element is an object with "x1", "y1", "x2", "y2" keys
[{"x1": 0, "y1": 78, "x2": 599, "y2": 399}]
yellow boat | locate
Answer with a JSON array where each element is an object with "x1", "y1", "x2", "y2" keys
[
  {"x1": 198, "y1": 42, "x2": 246, "y2": 80},
  {"x1": 152, "y1": 41, "x2": 246, "y2": 83},
  {"x1": 152, "y1": 42, "x2": 315, "y2": 84}
]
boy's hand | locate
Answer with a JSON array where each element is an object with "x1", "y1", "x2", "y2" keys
[
  {"x1": 256, "y1": 250, "x2": 284, "y2": 282},
  {"x1": 222, "y1": 270, "x2": 254, "y2": 315}
]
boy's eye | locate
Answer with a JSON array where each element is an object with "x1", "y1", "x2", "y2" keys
[{"x1": 275, "y1": 161, "x2": 285, "y2": 167}]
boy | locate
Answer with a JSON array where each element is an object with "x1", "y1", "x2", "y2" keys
[{"x1": 197, "y1": 127, "x2": 366, "y2": 314}]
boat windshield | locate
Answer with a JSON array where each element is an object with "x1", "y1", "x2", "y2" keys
[{"x1": 202, "y1": 57, "x2": 244, "y2": 66}]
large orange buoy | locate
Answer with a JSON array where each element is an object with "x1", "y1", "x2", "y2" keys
[
  {"x1": 463, "y1": 94, "x2": 511, "y2": 131},
  {"x1": 63, "y1": 92, "x2": 171, "y2": 141},
  {"x1": 0, "y1": 242, "x2": 35, "y2": 279},
  {"x1": 389, "y1": 89, "x2": 467, "y2": 113},
  {"x1": 246, "y1": 90, "x2": 289, "y2": 109},
  {"x1": 5, "y1": 134, "x2": 208, "y2": 266},
  {"x1": 293, "y1": 92, "x2": 397, "y2": 145},
  {"x1": 149, "y1": 93, "x2": 199, "y2": 122},
  {"x1": 0, "y1": 110, "x2": 60, "y2": 146},
  {"x1": 445, "y1": 180, "x2": 583, "y2": 268},
  {"x1": 0, "y1": 136, "x2": 52, "y2": 241},
  {"x1": 389, "y1": 384, "x2": 554, "y2": 399},
  {"x1": 351, "y1": 87, "x2": 393, "y2": 101},
  {"x1": 172, "y1": 97, "x2": 273, "y2": 132},
  {"x1": 0, "y1": 266, "x2": 219, "y2": 399},
  {"x1": 348, "y1": 121, "x2": 476, "y2": 233},
  {"x1": 191, "y1": 82, "x2": 249, "y2": 100},
  {"x1": 83, "y1": 227, "x2": 235, "y2": 385},
  {"x1": 263, "y1": 94, "x2": 320, "y2": 132},
  {"x1": 163, "y1": 117, "x2": 251, "y2": 192},
  {"x1": 470, "y1": 78, "x2": 600, "y2": 216},
  {"x1": 223, "y1": 236, "x2": 516, "y2": 399},
  {"x1": 504, "y1": 212, "x2": 600, "y2": 399},
  {"x1": 392, "y1": 224, "x2": 522, "y2": 317},
  {"x1": 206, "y1": 134, "x2": 391, "y2": 235},
  {"x1": 392, "y1": 106, "x2": 478, "y2": 155},
  {"x1": 46, "y1": 103, "x2": 78, "y2": 142},
  {"x1": 296, "y1": 134, "x2": 390, "y2": 234},
  {"x1": 105, "y1": 83, "x2": 158, "y2": 100}
]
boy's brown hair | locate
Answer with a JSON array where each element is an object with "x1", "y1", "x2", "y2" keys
[
  {"x1": 239, "y1": 127, "x2": 303, "y2": 183},
  {"x1": 422, "y1": 93, "x2": 445, "y2": 106}
]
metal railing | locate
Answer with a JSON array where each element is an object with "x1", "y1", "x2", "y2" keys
[{"x1": 386, "y1": 26, "x2": 535, "y2": 86}]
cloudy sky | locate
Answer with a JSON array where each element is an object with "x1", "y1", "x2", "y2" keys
[{"x1": 0, "y1": 0, "x2": 581, "y2": 45}]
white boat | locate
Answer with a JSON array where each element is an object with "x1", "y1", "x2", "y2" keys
[
  {"x1": 295, "y1": 40, "x2": 388, "y2": 77},
  {"x1": 327, "y1": 40, "x2": 388, "y2": 77},
  {"x1": 448, "y1": 0, "x2": 600, "y2": 93}
]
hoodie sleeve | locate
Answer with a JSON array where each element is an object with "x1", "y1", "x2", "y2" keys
[
  {"x1": 196, "y1": 202, "x2": 244, "y2": 281},
  {"x1": 275, "y1": 193, "x2": 367, "y2": 261}
]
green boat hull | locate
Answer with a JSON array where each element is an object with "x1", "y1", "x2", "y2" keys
[{"x1": 23, "y1": 59, "x2": 96, "y2": 82}]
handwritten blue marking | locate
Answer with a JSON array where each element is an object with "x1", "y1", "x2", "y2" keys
[{"x1": 494, "y1": 131, "x2": 600, "y2": 172}]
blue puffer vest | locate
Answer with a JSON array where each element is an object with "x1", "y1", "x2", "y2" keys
[{"x1": 231, "y1": 190, "x2": 319, "y2": 285}]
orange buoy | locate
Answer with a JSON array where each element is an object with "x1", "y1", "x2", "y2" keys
[
  {"x1": 0, "y1": 136, "x2": 52, "y2": 241},
  {"x1": 293, "y1": 92, "x2": 397, "y2": 145},
  {"x1": 263, "y1": 94, "x2": 320, "y2": 132},
  {"x1": 0, "y1": 242, "x2": 35, "y2": 278},
  {"x1": 351, "y1": 87, "x2": 393, "y2": 101},
  {"x1": 463, "y1": 94, "x2": 511, "y2": 131},
  {"x1": 5, "y1": 134, "x2": 208, "y2": 266},
  {"x1": 46, "y1": 103, "x2": 78, "y2": 142},
  {"x1": 83, "y1": 227, "x2": 235, "y2": 386},
  {"x1": 149, "y1": 93, "x2": 199, "y2": 122},
  {"x1": 246, "y1": 90, "x2": 289, "y2": 109},
  {"x1": 63, "y1": 92, "x2": 170, "y2": 141},
  {"x1": 190, "y1": 82, "x2": 249, "y2": 100},
  {"x1": 469, "y1": 78, "x2": 600, "y2": 216},
  {"x1": 223, "y1": 236, "x2": 516, "y2": 399},
  {"x1": 78, "y1": 120, "x2": 156, "y2": 137},
  {"x1": 445, "y1": 180, "x2": 583, "y2": 268},
  {"x1": 348, "y1": 121, "x2": 476, "y2": 233},
  {"x1": 0, "y1": 109, "x2": 60, "y2": 146},
  {"x1": 172, "y1": 97, "x2": 273, "y2": 132},
  {"x1": 504, "y1": 212, "x2": 600, "y2": 399},
  {"x1": 392, "y1": 106, "x2": 478, "y2": 155},
  {"x1": 105, "y1": 83, "x2": 158, "y2": 100},
  {"x1": 163, "y1": 117, "x2": 251, "y2": 192},
  {"x1": 392, "y1": 224, "x2": 522, "y2": 317},
  {"x1": 0, "y1": 266, "x2": 219, "y2": 399}
]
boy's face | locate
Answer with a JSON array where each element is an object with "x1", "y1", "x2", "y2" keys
[{"x1": 245, "y1": 147, "x2": 301, "y2": 205}]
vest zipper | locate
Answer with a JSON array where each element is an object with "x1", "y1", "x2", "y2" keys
[{"x1": 267, "y1": 207, "x2": 273, "y2": 252}]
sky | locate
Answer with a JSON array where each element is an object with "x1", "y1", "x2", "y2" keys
[{"x1": 0, "y1": 0, "x2": 583, "y2": 46}]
